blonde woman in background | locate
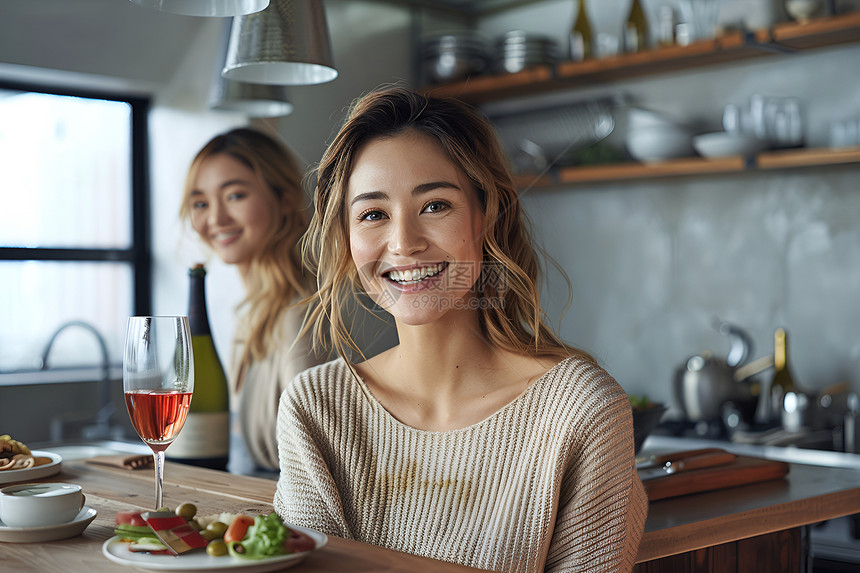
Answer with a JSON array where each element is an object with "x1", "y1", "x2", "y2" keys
[
  {"x1": 181, "y1": 127, "x2": 322, "y2": 474},
  {"x1": 275, "y1": 87, "x2": 647, "y2": 572}
]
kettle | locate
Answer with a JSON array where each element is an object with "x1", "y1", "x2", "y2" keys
[{"x1": 674, "y1": 321, "x2": 765, "y2": 424}]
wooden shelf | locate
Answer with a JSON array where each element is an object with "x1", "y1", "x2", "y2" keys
[
  {"x1": 424, "y1": 12, "x2": 860, "y2": 105},
  {"x1": 517, "y1": 147, "x2": 860, "y2": 190}
]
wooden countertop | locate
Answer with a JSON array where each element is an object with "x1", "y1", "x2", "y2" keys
[
  {"x1": 638, "y1": 460, "x2": 860, "y2": 562},
  {"x1": 2, "y1": 459, "x2": 486, "y2": 573},
  {"x1": 3, "y1": 454, "x2": 858, "y2": 570}
]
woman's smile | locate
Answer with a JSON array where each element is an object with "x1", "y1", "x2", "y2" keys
[{"x1": 384, "y1": 262, "x2": 448, "y2": 290}]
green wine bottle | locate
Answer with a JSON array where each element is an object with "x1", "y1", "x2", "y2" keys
[
  {"x1": 624, "y1": 0, "x2": 649, "y2": 53},
  {"x1": 570, "y1": 0, "x2": 593, "y2": 61},
  {"x1": 770, "y1": 327, "x2": 798, "y2": 424},
  {"x1": 167, "y1": 264, "x2": 230, "y2": 470}
]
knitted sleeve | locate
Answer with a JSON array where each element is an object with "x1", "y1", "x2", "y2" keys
[
  {"x1": 273, "y1": 362, "x2": 352, "y2": 538},
  {"x1": 544, "y1": 364, "x2": 648, "y2": 573}
]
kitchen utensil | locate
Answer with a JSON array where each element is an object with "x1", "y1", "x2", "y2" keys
[
  {"x1": 785, "y1": 0, "x2": 824, "y2": 22},
  {"x1": 494, "y1": 30, "x2": 557, "y2": 74},
  {"x1": 639, "y1": 450, "x2": 738, "y2": 480},
  {"x1": 643, "y1": 455, "x2": 789, "y2": 501},
  {"x1": 637, "y1": 447, "x2": 726, "y2": 469},
  {"x1": 693, "y1": 131, "x2": 769, "y2": 158},
  {"x1": 0, "y1": 482, "x2": 85, "y2": 527},
  {"x1": 677, "y1": 0, "x2": 723, "y2": 41},
  {"x1": 492, "y1": 98, "x2": 615, "y2": 172},
  {"x1": 674, "y1": 320, "x2": 768, "y2": 424},
  {"x1": 626, "y1": 125, "x2": 695, "y2": 161},
  {"x1": 421, "y1": 31, "x2": 490, "y2": 84}
]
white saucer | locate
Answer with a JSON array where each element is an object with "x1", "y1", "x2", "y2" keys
[{"x1": 0, "y1": 506, "x2": 97, "y2": 543}]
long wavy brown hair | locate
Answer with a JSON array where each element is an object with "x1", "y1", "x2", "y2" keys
[
  {"x1": 180, "y1": 128, "x2": 312, "y2": 382},
  {"x1": 301, "y1": 86, "x2": 590, "y2": 364}
]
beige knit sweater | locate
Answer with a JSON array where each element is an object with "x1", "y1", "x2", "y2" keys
[
  {"x1": 228, "y1": 305, "x2": 319, "y2": 471},
  {"x1": 274, "y1": 356, "x2": 647, "y2": 573}
]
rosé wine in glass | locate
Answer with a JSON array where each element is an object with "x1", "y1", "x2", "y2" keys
[{"x1": 123, "y1": 316, "x2": 194, "y2": 509}]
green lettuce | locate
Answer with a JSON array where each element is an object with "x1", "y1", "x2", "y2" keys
[{"x1": 227, "y1": 513, "x2": 288, "y2": 560}]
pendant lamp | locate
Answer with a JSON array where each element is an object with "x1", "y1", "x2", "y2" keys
[
  {"x1": 209, "y1": 77, "x2": 294, "y2": 117},
  {"x1": 209, "y1": 20, "x2": 294, "y2": 117},
  {"x1": 222, "y1": 0, "x2": 338, "y2": 86},
  {"x1": 128, "y1": 0, "x2": 269, "y2": 17}
]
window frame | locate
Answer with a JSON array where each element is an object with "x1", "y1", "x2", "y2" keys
[{"x1": 0, "y1": 79, "x2": 152, "y2": 334}]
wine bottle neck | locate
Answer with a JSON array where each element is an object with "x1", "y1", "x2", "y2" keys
[
  {"x1": 774, "y1": 329, "x2": 787, "y2": 370},
  {"x1": 188, "y1": 269, "x2": 213, "y2": 336}
]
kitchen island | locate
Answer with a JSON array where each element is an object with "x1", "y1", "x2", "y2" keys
[{"x1": 2, "y1": 445, "x2": 858, "y2": 572}]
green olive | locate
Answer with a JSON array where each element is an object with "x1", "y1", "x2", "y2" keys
[
  {"x1": 206, "y1": 540, "x2": 228, "y2": 557},
  {"x1": 205, "y1": 521, "x2": 228, "y2": 538},
  {"x1": 201, "y1": 528, "x2": 220, "y2": 541},
  {"x1": 175, "y1": 502, "x2": 197, "y2": 521}
]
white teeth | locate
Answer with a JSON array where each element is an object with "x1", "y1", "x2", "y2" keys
[
  {"x1": 214, "y1": 231, "x2": 239, "y2": 241},
  {"x1": 387, "y1": 264, "x2": 444, "y2": 284}
]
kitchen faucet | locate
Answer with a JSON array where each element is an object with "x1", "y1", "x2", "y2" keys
[{"x1": 41, "y1": 320, "x2": 119, "y2": 441}]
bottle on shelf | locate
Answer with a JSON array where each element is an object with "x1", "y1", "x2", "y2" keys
[
  {"x1": 657, "y1": 4, "x2": 676, "y2": 48},
  {"x1": 624, "y1": 0, "x2": 650, "y2": 53},
  {"x1": 167, "y1": 264, "x2": 230, "y2": 471},
  {"x1": 570, "y1": 0, "x2": 594, "y2": 61},
  {"x1": 769, "y1": 327, "x2": 799, "y2": 424}
]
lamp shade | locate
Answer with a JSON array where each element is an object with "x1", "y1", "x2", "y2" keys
[
  {"x1": 210, "y1": 78, "x2": 294, "y2": 117},
  {"x1": 209, "y1": 19, "x2": 294, "y2": 117},
  {"x1": 222, "y1": 0, "x2": 338, "y2": 86},
  {"x1": 128, "y1": 0, "x2": 269, "y2": 17}
]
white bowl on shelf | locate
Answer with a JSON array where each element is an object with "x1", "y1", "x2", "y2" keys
[
  {"x1": 692, "y1": 131, "x2": 769, "y2": 158},
  {"x1": 785, "y1": 0, "x2": 823, "y2": 23},
  {"x1": 626, "y1": 125, "x2": 695, "y2": 162}
]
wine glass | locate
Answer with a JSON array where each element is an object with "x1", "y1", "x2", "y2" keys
[{"x1": 123, "y1": 316, "x2": 194, "y2": 510}]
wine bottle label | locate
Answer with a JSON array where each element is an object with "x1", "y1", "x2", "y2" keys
[
  {"x1": 625, "y1": 24, "x2": 640, "y2": 52},
  {"x1": 168, "y1": 412, "x2": 229, "y2": 458},
  {"x1": 570, "y1": 32, "x2": 586, "y2": 61}
]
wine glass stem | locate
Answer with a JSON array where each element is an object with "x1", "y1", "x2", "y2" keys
[{"x1": 153, "y1": 450, "x2": 165, "y2": 509}]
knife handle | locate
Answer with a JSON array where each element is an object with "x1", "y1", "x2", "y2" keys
[
  {"x1": 670, "y1": 452, "x2": 738, "y2": 472},
  {"x1": 651, "y1": 448, "x2": 726, "y2": 465}
]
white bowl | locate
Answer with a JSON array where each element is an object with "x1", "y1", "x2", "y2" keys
[
  {"x1": 785, "y1": 0, "x2": 822, "y2": 22},
  {"x1": 692, "y1": 131, "x2": 769, "y2": 158},
  {"x1": 626, "y1": 126, "x2": 694, "y2": 162}
]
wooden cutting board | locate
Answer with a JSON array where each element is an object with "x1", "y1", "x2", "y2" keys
[{"x1": 642, "y1": 455, "x2": 790, "y2": 501}]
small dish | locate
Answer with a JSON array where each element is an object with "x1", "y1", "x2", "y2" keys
[
  {"x1": 693, "y1": 131, "x2": 769, "y2": 158},
  {"x1": 626, "y1": 126, "x2": 695, "y2": 162},
  {"x1": 0, "y1": 451, "x2": 62, "y2": 485},
  {"x1": 0, "y1": 505, "x2": 97, "y2": 543}
]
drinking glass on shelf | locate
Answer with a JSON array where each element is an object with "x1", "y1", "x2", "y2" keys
[
  {"x1": 123, "y1": 316, "x2": 194, "y2": 510},
  {"x1": 678, "y1": 0, "x2": 722, "y2": 41}
]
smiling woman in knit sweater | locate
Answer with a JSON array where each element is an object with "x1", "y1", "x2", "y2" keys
[{"x1": 274, "y1": 86, "x2": 647, "y2": 573}]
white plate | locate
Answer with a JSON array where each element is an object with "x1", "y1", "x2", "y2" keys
[
  {"x1": 0, "y1": 505, "x2": 97, "y2": 543},
  {"x1": 101, "y1": 525, "x2": 328, "y2": 572},
  {"x1": 0, "y1": 450, "x2": 62, "y2": 484}
]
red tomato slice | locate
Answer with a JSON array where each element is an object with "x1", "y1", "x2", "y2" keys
[
  {"x1": 283, "y1": 528, "x2": 316, "y2": 553},
  {"x1": 224, "y1": 515, "x2": 255, "y2": 544},
  {"x1": 115, "y1": 510, "x2": 148, "y2": 527}
]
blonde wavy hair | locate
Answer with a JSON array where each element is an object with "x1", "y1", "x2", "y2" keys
[
  {"x1": 180, "y1": 128, "x2": 311, "y2": 380},
  {"x1": 301, "y1": 86, "x2": 590, "y2": 364}
]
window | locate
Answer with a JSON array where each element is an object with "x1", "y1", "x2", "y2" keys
[{"x1": 0, "y1": 81, "x2": 150, "y2": 377}]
